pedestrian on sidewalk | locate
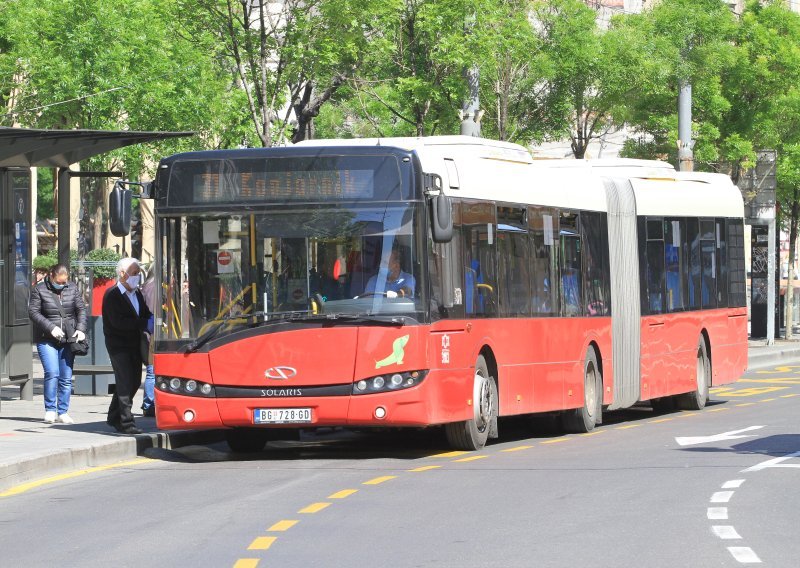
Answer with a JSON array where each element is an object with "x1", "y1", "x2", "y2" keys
[
  {"x1": 103, "y1": 257, "x2": 152, "y2": 435},
  {"x1": 140, "y1": 267, "x2": 156, "y2": 417},
  {"x1": 28, "y1": 264, "x2": 87, "y2": 424}
]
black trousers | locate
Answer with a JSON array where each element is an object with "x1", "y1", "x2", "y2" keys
[{"x1": 107, "y1": 348, "x2": 144, "y2": 429}]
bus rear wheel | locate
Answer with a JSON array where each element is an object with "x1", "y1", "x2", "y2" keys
[
  {"x1": 562, "y1": 348, "x2": 602, "y2": 433},
  {"x1": 678, "y1": 338, "x2": 710, "y2": 411},
  {"x1": 225, "y1": 428, "x2": 268, "y2": 453},
  {"x1": 445, "y1": 355, "x2": 498, "y2": 451}
]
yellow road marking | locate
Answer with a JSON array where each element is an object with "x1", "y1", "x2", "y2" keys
[
  {"x1": 678, "y1": 412, "x2": 700, "y2": 418},
  {"x1": 234, "y1": 559, "x2": 259, "y2": 568},
  {"x1": 580, "y1": 430, "x2": 605, "y2": 436},
  {"x1": 756, "y1": 365, "x2": 800, "y2": 374},
  {"x1": 0, "y1": 458, "x2": 151, "y2": 498},
  {"x1": 649, "y1": 418, "x2": 673, "y2": 423},
  {"x1": 268, "y1": 520, "x2": 297, "y2": 532},
  {"x1": 328, "y1": 489, "x2": 358, "y2": 499},
  {"x1": 541, "y1": 437, "x2": 569, "y2": 444},
  {"x1": 736, "y1": 403, "x2": 755, "y2": 407},
  {"x1": 430, "y1": 451, "x2": 469, "y2": 458},
  {"x1": 721, "y1": 386, "x2": 789, "y2": 397},
  {"x1": 409, "y1": 465, "x2": 441, "y2": 472},
  {"x1": 708, "y1": 407, "x2": 730, "y2": 412},
  {"x1": 758, "y1": 398, "x2": 776, "y2": 403},
  {"x1": 739, "y1": 378, "x2": 800, "y2": 384},
  {"x1": 299, "y1": 502, "x2": 331, "y2": 514},
  {"x1": 363, "y1": 476, "x2": 396, "y2": 485},
  {"x1": 501, "y1": 445, "x2": 534, "y2": 451},
  {"x1": 780, "y1": 394, "x2": 800, "y2": 398},
  {"x1": 247, "y1": 536, "x2": 277, "y2": 550},
  {"x1": 454, "y1": 455, "x2": 488, "y2": 462},
  {"x1": 615, "y1": 424, "x2": 640, "y2": 430}
]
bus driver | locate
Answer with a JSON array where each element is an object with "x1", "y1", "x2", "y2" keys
[{"x1": 364, "y1": 249, "x2": 415, "y2": 298}]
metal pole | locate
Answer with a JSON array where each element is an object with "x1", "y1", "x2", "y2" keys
[
  {"x1": 767, "y1": 217, "x2": 776, "y2": 345},
  {"x1": 459, "y1": 66, "x2": 482, "y2": 137},
  {"x1": 678, "y1": 80, "x2": 693, "y2": 172},
  {"x1": 57, "y1": 167, "x2": 71, "y2": 269}
]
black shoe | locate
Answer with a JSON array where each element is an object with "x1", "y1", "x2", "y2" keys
[
  {"x1": 120, "y1": 426, "x2": 143, "y2": 435},
  {"x1": 106, "y1": 419, "x2": 122, "y2": 432},
  {"x1": 142, "y1": 406, "x2": 155, "y2": 418}
]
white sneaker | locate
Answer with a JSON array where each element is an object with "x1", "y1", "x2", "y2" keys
[
  {"x1": 57, "y1": 414, "x2": 75, "y2": 425},
  {"x1": 44, "y1": 411, "x2": 56, "y2": 424}
]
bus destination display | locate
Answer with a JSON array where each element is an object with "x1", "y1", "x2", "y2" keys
[{"x1": 192, "y1": 168, "x2": 375, "y2": 203}]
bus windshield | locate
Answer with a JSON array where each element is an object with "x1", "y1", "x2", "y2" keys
[{"x1": 157, "y1": 203, "x2": 425, "y2": 344}]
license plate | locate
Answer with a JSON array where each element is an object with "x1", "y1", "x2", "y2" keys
[{"x1": 254, "y1": 408, "x2": 312, "y2": 424}]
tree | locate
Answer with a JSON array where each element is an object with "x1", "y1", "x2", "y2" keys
[
  {"x1": 727, "y1": 1, "x2": 800, "y2": 337},
  {"x1": 179, "y1": 0, "x2": 383, "y2": 146},
  {"x1": 1, "y1": 0, "x2": 237, "y2": 248},
  {"x1": 614, "y1": 0, "x2": 739, "y2": 168},
  {"x1": 471, "y1": 0, "x2": 552, "y2": 143}
]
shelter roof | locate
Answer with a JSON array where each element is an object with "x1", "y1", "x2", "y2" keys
[{"x1": 0, "y1": 127, "x2": 193, "y2": 167}]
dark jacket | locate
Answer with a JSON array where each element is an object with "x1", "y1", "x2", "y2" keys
[
  {"x1": 102, "y1": 284, "x2": 152, "y2": 352},
  {"x1": 29, "y1": 278, "x2": 88, "y2": 344}
]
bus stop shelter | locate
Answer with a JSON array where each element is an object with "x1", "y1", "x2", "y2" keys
[{"x1": 0, "y1": 127, "x2": 191, "y2": 409}]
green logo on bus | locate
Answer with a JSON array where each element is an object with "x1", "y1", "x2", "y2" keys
[{"x1": 375, "y1": 335, "x2": 410, "y2": 369}]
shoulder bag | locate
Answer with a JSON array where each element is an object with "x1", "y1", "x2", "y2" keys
[{"x1": 53, "y1": 291, "x2": 90, "y2": 356}]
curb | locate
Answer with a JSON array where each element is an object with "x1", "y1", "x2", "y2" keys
[
  {"x1": 0, "y1": 428, "x2": 226, "y2": 495},
  {"x1": 747, "y1": 348, "x2": 800, "y2": 371}
]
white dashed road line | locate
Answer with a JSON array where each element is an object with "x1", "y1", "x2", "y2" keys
[
  {"x1": 707, "y1": 479, "x2": 763, "y2": 564},
  {"x1": 727, "y1": 547, "x2": 762, "y2": 564}
]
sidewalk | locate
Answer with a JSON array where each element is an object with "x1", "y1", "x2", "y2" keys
[
  {"x1": 2, "y1": 339, "x2": 800, "y2": 494},
  {"x1": 0, "y1": 352, "x2": 224, "y2": 494}
]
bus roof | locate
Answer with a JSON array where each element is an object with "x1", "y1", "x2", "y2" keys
[{"x1": 177, "y1": 136, "x2": 743, "y2": 218}]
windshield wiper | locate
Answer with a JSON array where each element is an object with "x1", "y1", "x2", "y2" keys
[
  {"x1": 183, "y1": 311, "x2": 407, "y2": 353},
  {"x1": 182, "y1": 311, "x2": 273, "y2": 353},
  {"x1": 286, "y1": 313, "x2": 408, "y2": 326}
]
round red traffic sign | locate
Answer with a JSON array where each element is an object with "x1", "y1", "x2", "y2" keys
[{"x1": 218, "y1": 251, "x2": 232, "y2": 265}]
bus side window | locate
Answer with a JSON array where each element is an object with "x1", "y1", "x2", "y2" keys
[
  {"x1": 529, "y1": 206, "x2": 558, "y2": 316},
  {"x1": 461, "y1": 200, "x2": 496, "y2": 317},
  {"x1": 497, "y1": 206, "x2": 530, "y2": 317},
  {"x1": 559, "y1": 211, "x2": 582, "y2": 317},
  {"x1": 644, "y1": 218, "x2": 665, "y2": 315},
  {"x1": 664, "y1": 218, "x2": 685, "y2": 312},
  {"x1": 686, "y1": 218, "x2": 701, "y2": 309},
  {"x1": 581, "y1": 211, "x2": 610, "y2": 316}
]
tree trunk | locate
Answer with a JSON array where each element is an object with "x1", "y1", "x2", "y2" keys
[{"x1": 785, "y1": 188, "x2": 799, "y2": 339}]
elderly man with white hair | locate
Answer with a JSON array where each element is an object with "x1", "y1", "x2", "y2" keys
[{"x1": 102, "y1": 257, "x2": 153, "y2": 435}]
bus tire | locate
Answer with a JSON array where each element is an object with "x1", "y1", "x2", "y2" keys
[
  {"x1": 445, "y1": 355, "x2": 498, "y2": 451},
  {"x1": 225, "y1": 428, "x2": 268, "y2": 453},
  {"x1": 678, "y1": 338, "x2": 710, "y2": 411},
  {"x1": 562, "y1": 348, "x2": 601, "y2": 433}
]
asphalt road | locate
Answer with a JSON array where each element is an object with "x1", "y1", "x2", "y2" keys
[{"x1": 2, "y1": 364, "x2": 800, "y2": 568}]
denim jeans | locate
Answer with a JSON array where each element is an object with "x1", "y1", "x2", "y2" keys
[
  {"x1": 37, "y1": 342, "x2": 74, "y2": 415},
  {"x1": 142, "y1": 364, "x2": 155, "y2": 410}
]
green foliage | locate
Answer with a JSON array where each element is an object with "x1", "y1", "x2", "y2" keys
[
  {"x1": 32, "y1": 249, "x2": 58, "y2": 272},
  {"x1": 84, "y1": 248, "x2": 121, "y2": 279}
]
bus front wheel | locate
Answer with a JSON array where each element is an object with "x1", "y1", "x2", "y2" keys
[
  {"x1": 562, "y1": 348, "x2": 602, "y2": 433},
  {"x1": 678, "y1": 338, "x2": 710, "y2": 411},
  {"x1": 445, "y1": 355, "x2": 498, "y2": 451},
  {"x1": 225, "y1": 428, "x2": 268, "y2": 453}
]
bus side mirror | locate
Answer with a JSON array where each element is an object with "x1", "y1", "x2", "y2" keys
[
  {"x1": 425, "y1": 173, "x2": 453, "y2": 243},
  {"x1": 109, "y1": 182, "x2": 132, "y2": 237}
]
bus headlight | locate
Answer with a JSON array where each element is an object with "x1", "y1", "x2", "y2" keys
[
  {"x1": 352, "y1": 370, "x2": 427, "y2": 395},
  {"x1": 158, "y1": 376, "x2": 216, "y2": 397}
]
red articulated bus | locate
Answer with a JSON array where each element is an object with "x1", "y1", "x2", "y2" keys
[{"x1": 132, "y1": 136, "x2": 747, "y2": 452}]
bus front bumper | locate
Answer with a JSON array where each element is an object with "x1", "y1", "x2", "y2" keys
[{"x1": 154, "y1": 369, "x2": 468, "y2": 430}]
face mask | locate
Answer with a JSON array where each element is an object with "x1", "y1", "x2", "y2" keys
[
  {"x1": 51, "y1": 282, "x2": 66, "y2": 291},
  {"x1": 126, "y1": 275, "x2": 140, "y2": 288}
]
